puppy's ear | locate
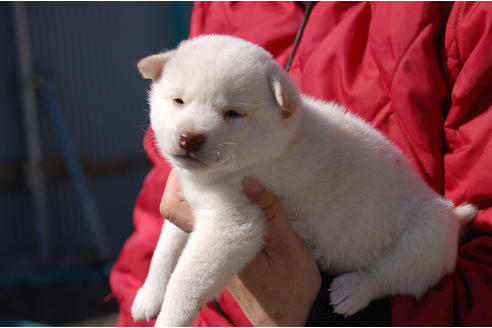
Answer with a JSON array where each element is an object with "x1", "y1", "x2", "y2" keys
[
  {"x1": 137, "y1": 50, "x2": 175, "y2": 81},
  {"x1": 268, "y1": 62, "x2": 300, "y2": 119}
]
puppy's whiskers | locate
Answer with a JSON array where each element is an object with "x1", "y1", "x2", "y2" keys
[
  {"x1": 212, "y1": 142, "x2": 237, "y2": 170},
  {"x1": 226, "y1": 152, "x2": 236, "y2": 171}
]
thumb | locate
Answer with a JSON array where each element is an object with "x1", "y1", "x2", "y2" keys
[
  {"x1": 242, "y1": 177, "x2": 300, "y2": 244},
  {"x1": 242, "y1": 177, "x2": 312, "y2": 265},
  {"x1": 243, "y1": 177, "x2": 281, "y2": 222}
]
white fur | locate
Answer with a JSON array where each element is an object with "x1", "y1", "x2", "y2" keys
[{"x1": 131, "y1": 35, "x2": 476, "y2": 326}]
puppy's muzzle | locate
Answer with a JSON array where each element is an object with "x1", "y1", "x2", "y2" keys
[{"x1": 179, "y1": 133, "x2": 206, "y2": 152}]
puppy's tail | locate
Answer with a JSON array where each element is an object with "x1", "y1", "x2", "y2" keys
[{"x1": 453, "y1": 203, "x2": 478, "y2": 225}]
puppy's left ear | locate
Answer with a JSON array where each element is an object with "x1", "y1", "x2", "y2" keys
[
  {"x1": 268, "y1": 62, "x2": 300, "y2": 119},
  {"x1": 137, "y1": 50, "x2": 175, "y2": 81}
]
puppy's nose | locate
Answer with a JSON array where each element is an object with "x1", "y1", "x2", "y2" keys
[{"x1": 179, "y1": 133, "x2": 205, "y2": 152}]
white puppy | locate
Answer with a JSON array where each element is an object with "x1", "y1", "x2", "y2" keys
[{"x1": 131, "y1": 35, "x2": 476, "y2": 326}]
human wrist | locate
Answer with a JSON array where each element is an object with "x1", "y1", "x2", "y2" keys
[{"x1": 228, "y1": 273, "x2": 320, "y2": 327}]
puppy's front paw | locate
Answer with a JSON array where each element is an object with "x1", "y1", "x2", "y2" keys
[
  {"x1": 131, "y1": 285, "x2": 164, "y2": 322},
  {"x1": 329, "y1": 272, "x2": 374, "y2": 317}
]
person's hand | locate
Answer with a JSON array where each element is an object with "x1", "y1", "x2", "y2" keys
[
  {"x1": 228, "y1": 177, "x2": 321, "y2": 326},
  {"x1": 159, "y1": 169, "x2": 193, "y2": 233},
  {"x1": 160, "y1": 169, "x2": 321, "y2": 326}
]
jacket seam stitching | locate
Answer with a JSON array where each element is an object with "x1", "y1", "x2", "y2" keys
[
  {"x1": 388, "y1": 25, "x2": 433, "y2": 153},
  {"x1": 387, "y1": 24, "x2": 440, "y2": 188},
  {"x1": 453, "y1": 2, "x2": 464, "y2": 65}
]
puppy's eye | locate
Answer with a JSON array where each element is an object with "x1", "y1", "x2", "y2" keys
[
  {"x1": 173, "y1": 98, "x2": 184, "y2": 105},
  {"x1": 223, "y1": 110, "x2": 244, "y2": 119}
]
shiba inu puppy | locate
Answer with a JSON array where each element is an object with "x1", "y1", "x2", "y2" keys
[{"x1": 131, "y1": 35, "x2": 476, "y2": 326}]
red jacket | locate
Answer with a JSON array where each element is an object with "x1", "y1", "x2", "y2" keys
[{"x1": 110, "y1": 2, "x2": 492, "y2": 326}]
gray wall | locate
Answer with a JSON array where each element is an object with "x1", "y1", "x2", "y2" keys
[{"x1": 0, "y1": 2, "x2": 192, "y2": 276}]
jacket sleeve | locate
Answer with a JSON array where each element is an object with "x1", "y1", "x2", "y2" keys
[
  {"x1": 393, "y1": 3, "x2": 492, "y2": 325},
  {"x1": 109, "y1": 129, "x2": 171, "y2": 327}
]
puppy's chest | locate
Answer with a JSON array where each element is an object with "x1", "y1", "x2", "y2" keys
[{"x1": 183, "y1": 181, "x2": 255, "y2": 216}]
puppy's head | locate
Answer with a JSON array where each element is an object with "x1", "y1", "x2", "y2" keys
[{"x1": 139, "y1": 35, "x2": 300, "y2": 173}]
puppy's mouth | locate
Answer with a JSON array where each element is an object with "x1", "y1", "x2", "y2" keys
[{"x1": 171, "y1": 153, "x2": 207, "y2": 169}]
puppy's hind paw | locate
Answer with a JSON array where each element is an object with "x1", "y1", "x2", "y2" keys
[
  {"x1": 329, "y1": 272, "x2": 374, "y2": 317},
  {"x1": 131, "y1": 285, "x2": 164, "y2": 322}
]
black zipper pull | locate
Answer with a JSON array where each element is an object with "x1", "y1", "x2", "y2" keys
[{"x1": 284, "y1": 2, "x2": 315, "y2": 72}]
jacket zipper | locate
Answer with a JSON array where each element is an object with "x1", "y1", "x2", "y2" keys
[{"x1": 284, "y1": 2, "x2": 315, "y2": 71}]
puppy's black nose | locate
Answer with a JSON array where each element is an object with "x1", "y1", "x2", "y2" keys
[{"x1": 179, "y1": 133, "x2": 205, "y2": 152}]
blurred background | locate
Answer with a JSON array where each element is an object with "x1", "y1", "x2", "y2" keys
[{"x1": 0, "y1": 2, "x2": 191, "y2": 326}]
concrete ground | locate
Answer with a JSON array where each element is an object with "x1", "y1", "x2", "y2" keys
[
  {"x1": 0, "y1": 277, "x2": 118, "y2": 326},
  {"x1": 66, "y1": 312, "x2": 118, "y2": 327}
]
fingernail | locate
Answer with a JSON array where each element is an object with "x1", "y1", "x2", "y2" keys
[{"x1": 243, "y1": 177, "x2": 264, "y2": 196}]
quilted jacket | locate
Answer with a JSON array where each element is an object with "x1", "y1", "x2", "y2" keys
[{"x1": 110, "y1": 2, "x2": 492, "y2": 326}]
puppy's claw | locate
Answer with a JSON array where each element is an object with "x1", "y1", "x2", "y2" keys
[{"x1": 329, "y1": 272, "x2": 374, "y2": 317}]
